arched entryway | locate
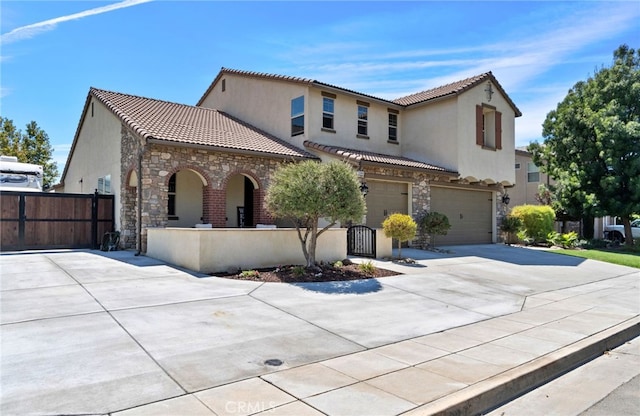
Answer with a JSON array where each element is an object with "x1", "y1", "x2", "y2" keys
[
  {"x1": 167, "y1": 169, "x2": 207, "y2": 228},
  {"x1": 225, "y1": 173, "x2": 258, "y2": 227}
]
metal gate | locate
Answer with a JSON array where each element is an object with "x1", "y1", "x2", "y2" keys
[
  {"x1": 347, "y1": 225, "x2": 376, "y2": 258},
  {"x1": 0, "y1": 190, "x2": 115, "y2": 251}
]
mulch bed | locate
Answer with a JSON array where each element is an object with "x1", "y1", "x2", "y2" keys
[{"x1": 211, "y1": 262, "x2": 401, "y2": 283}]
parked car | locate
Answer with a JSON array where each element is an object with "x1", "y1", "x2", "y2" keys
[{"x1": 604, "y1": 219, "x2": 640, "y2": 242}]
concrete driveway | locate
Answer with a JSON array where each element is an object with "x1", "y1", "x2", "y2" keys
[{"x1": 1, "y1": 245, "x2": 638, "y2": 415}]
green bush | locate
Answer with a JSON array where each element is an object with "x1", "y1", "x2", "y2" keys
[
  {"x1": 510, "y1": 205, "x2": 555, "y2": 243},
  {"x1": 414, "y1": 211, "x2": 452, "y2": 248},
  {"x1": 382, "y1": 213, "x2": 417, "y2": 259}
]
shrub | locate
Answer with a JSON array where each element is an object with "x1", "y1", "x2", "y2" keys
[
  {"x1": 414, "y1": 211, "x2": 451, "y2": 248},
  {"x1": 547, "y1": 231, "x2": 579, "y2": 248},
  {"x1": 510, "y1": 205, "x2": 555, "y2": 243},
  {"x1": 333, "y1": 260, "x2": 344, "y2": 268},
  {"x1": 517, "y1": 230, "x2": 534, "y2": 245},
  {"x1": 240, "y1": 270, "x2": 259, "y2": 278},
  {"x1": 358, "y1": 260, "x2": 376, "y2": 275},
  {"x1": 500, "y1": 216, "x2": 522, "y2": 245},
  {"x1": 292, "y1": 265, "x2": 306, "y2": 277},
  {"x1": 382, "y1": 213, "x2": 417, "y2": 259}
]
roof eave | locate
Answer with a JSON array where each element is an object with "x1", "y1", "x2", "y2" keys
[{"x1": 147, "y1": 138, "x2": 318, "y2": 161}]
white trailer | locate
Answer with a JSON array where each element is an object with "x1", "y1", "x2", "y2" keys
[{"x1": 0, "y1": 155, "x2": 43, "y2": 192}]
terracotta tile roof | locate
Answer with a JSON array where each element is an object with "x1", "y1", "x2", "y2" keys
[
  {"x1": 90, "y1": 88, "x2": 317, "y2": 159},
  {"x1": 304, "y1": 141, "x2": 457, "y2": 175},
  {"x1": 393, "y1": 72, "x2": 522, "y2": 116}
]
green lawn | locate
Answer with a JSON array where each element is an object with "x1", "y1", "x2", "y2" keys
[{"x1": 552, "y1": 248, "x2": 640, "y2": 269}]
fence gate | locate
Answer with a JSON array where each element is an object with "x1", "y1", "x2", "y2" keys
[
  {"x1": 0, "y1": 191, "x2": 115, "y2": 251},
  {"x1": 347, "y1": 225, "x2": 376, "y2": 258}
]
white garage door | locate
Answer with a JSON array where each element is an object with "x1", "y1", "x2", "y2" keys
[
  {"x1": 365, "y1": 180, "x2": 408, "y2": 229},
  {"x1": 430, "y1": 187, "x2": 493, "y2": 245}
]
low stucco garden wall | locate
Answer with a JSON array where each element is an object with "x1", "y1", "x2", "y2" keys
[{"x1": 146, "y1": 227, "x2": 355, "y2": 273}]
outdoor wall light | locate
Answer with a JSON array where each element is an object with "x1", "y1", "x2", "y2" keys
[
  {"x1": 501, "y1": 193, "x2": 511, "y2": 205},
  {"x1": 360, "y1": 181, "x2": 369, "y2": 197}
]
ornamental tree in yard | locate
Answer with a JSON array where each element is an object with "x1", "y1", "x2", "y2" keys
[
  {"x1": 382, "y1": 213, "x2": 417, "y2": 259},
  {"x1": 530, "y1": 45, "x2": 640, "y2": 245},
  {"x1": 266, "y1": 160, "x2": 366, "y2": 268}
]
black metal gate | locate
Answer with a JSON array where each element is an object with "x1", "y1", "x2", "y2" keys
[{"x1": 347, "y1": 225, "x2": 376, "y2": 258}]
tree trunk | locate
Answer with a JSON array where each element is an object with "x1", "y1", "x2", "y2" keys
[
  {"x1": 307, "y1": 226, "x2": 318, "y2": 267},
  {"x1": 623, "y1": 216, "x2": 635, "y2": 246},
  {"x1": 397, "y1": 239, "x2": 402, "y2": 259}
]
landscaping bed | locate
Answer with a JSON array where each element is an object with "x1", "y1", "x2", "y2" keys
[{"x1": 211, "y1": 261, "x2": 401, "y2": 283}]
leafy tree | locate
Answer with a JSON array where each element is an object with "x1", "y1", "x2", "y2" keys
[
  {"x1": 0, "y1": 117, "x2": 59, "y2": 188},
  {"x1": 382, "y1": 213, "x2": 417, "y2": 259},
  {"x1": 266, "y1": 160, "x2": 366, "y2": 268},
  {"x1": 415, "y1": 210, "x2": 451, "y2": 248},
  {"x1": 530, "y1": 45, "x2": 640, "y2": 245}
]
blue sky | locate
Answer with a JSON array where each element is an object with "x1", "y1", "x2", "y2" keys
[{"x1": 1, "y1": 1, "x2": 639, "y2": 175}]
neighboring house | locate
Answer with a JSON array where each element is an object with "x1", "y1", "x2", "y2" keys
[
  {"x1": 58, "y1": 68, "x2": 521, "y2": 250},
  {"x1": 509, "y1": 148, "x2": 551, "y2": 207}
]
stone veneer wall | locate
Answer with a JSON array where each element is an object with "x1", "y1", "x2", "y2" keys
[{"x1": 119, "y1": 125, "x2": 286, "y2": 251}]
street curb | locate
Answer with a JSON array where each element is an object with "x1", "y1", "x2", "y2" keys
[{"x1": 403, "y1": 316, "x2": 640, "y2": 416}]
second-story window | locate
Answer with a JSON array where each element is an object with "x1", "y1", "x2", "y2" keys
[
  {"x1": 357, "y1": 105, "x2": 368, "y2": 136},
  {"x1": 476, "y1": 104, "x2": 502, "y2": 150},
  {"x1": 388, "y1": 112, "x2": 398, "y2": 142},
  {"x1": 291, "y1": 96, "x2": 304, "y2": 136},
  {"x1": 323, "y1": 97, "x2": 334, "y2": 130}
]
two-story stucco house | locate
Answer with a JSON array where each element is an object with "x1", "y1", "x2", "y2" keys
[{"x1": 58, "y1": 68, "x2": 521, "y2": 251}]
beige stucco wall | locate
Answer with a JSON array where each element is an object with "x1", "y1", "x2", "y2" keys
[
  {"x1": 457, "y1": 83, "x2": 516, "y2": 185},
  {"x1": 61, "y1": 98, "x2": 123, "y2": 229},
  {"x1": 402, "y1": 83, "x2": 516, "y2": 186},
  {"x1": 510, "y1": 151, "x2": 551, "y2": 207},
  {"x1": 307, "y1": 89, "x2": 403, "y2": 156},
  {"x1": 402, "y1": 97, "x2": 459, "y2": 171},
  {"x1": 199, "y1": 74, "x2": 308, "y2": 149},
  {"x1": 146, "y1": 228, "x2": 348, "y2": 273}
]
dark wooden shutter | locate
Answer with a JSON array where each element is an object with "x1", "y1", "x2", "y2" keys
[
  {"x1": 476, "y1": 105, "x2": 484, "y2": 146},
  {"x1": 495, "y1": 111, "x2": 502, "y2": 149}
]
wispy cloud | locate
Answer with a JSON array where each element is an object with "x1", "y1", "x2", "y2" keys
[
  {"x1": 286, "y1": 1, "x2": 638, "y2": 98},
  {"x1": 1, "y1": 0, "x2": 153, "y2": 45}
]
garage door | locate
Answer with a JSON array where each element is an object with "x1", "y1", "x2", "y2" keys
[
  {"x1": 430, "y1": 187, "x2": 493, "y2": 245},
  {"x1": 365, "y1": 180, "x2": 408, "y2": 229}
]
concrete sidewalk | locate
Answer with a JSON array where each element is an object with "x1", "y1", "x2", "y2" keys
[{"x1": 0, "y1": 245, "x2": 638, "y2": 415}]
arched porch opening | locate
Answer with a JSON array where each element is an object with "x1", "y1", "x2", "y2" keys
[
  {"x1": 166, "y1": 168, "x2": 207, "y2": 227},
  {"x1": 225, "y1": 173, "x2": 258, "y2": 227}
]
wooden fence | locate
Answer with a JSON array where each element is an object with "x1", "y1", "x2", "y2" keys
[{"x1": 0, "y1": 191, "x2": 114, "y2": 251}]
